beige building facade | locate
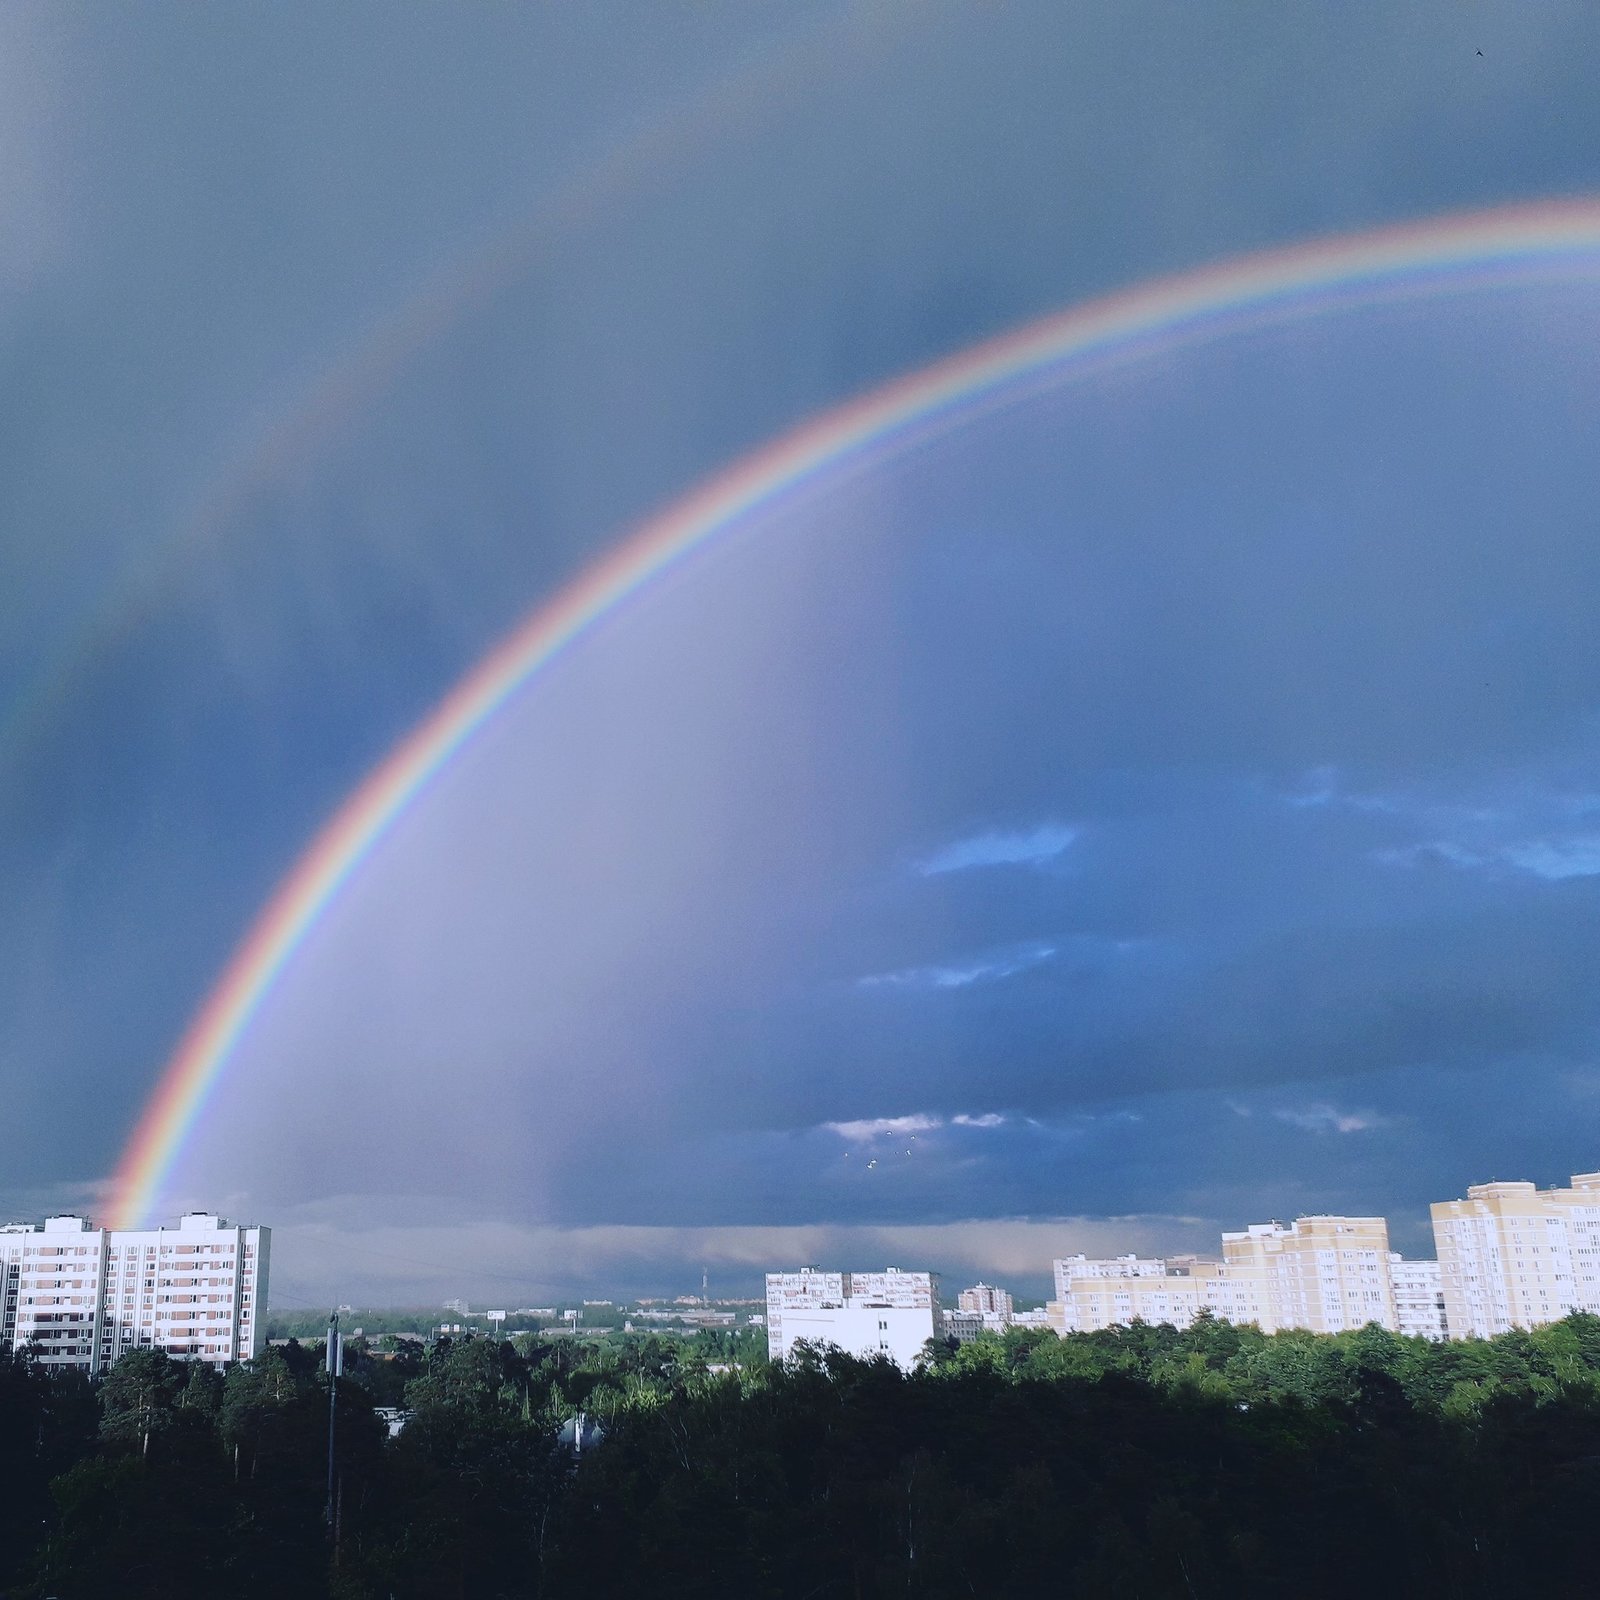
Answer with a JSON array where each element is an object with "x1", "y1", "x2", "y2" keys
[
  {"x1": 1431, "y1": 1172, "x2": 1600, "y2": 1338},
  {"x1": 958, "y1": 1282, "x2": 1014, "y2": 1321},
  {"x1": 1049, "y1": 1254, "x2": 1243, "y2": 1334},
  {"x1": 1049, "y1": 1217, "x2": 1423, "y2": 1337},
  {"x1": 1220, "y1": 1216, "x2": 1395, "y2": 1335}
]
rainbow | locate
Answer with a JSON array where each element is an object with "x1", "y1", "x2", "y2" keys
[{"x1": 109, "y1": 198, "x2": 1600, "y2": 1228}]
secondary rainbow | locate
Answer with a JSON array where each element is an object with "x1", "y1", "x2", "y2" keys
[{"x1": 109, "y1": 198, "x2": 1600, "y2": 1228}]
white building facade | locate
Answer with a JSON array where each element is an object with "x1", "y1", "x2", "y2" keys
[
  {"x1": 0, "y1": 1212, "x2": 270, "y2": 1373},
  {"x1": 1388, "y1": 1253, "x2": 1448, "y2": 1340},
  {"x1": 0, "y1": 1216, "x2": 106, "y2": 1369},
  {"x1": 766, "y1": 1267, "x2": 939, "y2": 1370}
]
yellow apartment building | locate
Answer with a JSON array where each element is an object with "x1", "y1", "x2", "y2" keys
[{"x1": 1431, "y1": 1172, "x2": 1600, "y2": 1337}]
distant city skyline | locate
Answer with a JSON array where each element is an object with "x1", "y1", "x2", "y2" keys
[{"x1": 3, "y1": 1156, "x2": 1579, "y2": 1340}]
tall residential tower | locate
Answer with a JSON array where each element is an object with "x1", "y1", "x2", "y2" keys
[
  {"x1": 0, "y1": 1211, "x2": 270, "y2": 1373},
  {"x1": 1431, "y1": 1172, "x2": 1600, "y2": 1338}
]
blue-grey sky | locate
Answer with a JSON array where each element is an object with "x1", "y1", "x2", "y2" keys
[{"x1": 5, "y1": 2, "x2": 1600, "y2": 1306}]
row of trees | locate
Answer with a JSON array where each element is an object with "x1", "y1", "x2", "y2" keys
[{"x1": 1, "y1": 1313, "x2": 1599, "y2": 1596}]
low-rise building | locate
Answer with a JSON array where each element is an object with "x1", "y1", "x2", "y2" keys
[{"x1": 943, "y1": 1309, "x2": 985, "y2": 1344}]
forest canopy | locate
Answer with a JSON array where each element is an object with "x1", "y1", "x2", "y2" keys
[{"x1": 1, "y1": 1313, "x2": 1598, "y2": 1597}]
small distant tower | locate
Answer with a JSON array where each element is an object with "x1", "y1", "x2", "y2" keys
[{"x1": 701, "y1": 1265, "x2": 709, "y2": 1303}]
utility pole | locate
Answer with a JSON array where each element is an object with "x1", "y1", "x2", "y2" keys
[{"x1": 324, "y1": 1311, "x2": 342, "y2": 1542}]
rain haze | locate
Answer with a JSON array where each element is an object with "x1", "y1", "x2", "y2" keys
[{"x1": 6, "y1": 2, "x2": 1600, "y2": 1310}]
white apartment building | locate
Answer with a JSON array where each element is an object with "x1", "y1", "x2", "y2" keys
[
  {"x1": 105, "y1": 1212, "x2": 270, "y2": 1367},
  {"x1": 1431, "y1": 1172, "x2": 1600, "y2": 1338},
  {"x1": 0, "y1": 1229, "x2": 20, "y2": 1350},
  {"x1": 0, "y1": 1216, "x2": 106, "y2": 1368},
  {"x1": 0, "y1": 1212, "x2": 270, "y2": 1373},
  {"x1": 1052, "y1": 1253, "x2": 1168, "y2": 1301},
  {"x1": 1389, "y1": 1254, "x2": 1448, "y2": 1340},
  {"x1": 766, "y1": 1267, "x2": 939, "y2": 1370}
]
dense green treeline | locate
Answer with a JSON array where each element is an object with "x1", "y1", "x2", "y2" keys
[{"x1": 2, "y1": 1314, "x2": 1600, "y2": 1596}]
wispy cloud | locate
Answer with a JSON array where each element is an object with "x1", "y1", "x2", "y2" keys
[
  {"x1": 818, "y1": 1107, "x2": 1138, "y2": 1150},
  {"x1": 820, "y1": 1110, "x2": 1009, "y2": 1141},
  {"x1": 1372, "y1": 839, "x2": 1483, "y2": 870},
  {"x1": 1381, "y1": 833, "x2": 1600, "y2": 881},
  {"x1": 858, "y1": 941, "x2": 1056, "y2": 991},
  {"x1": 1292, "y1": 771, "x2": 1600, "y2": 883},
  {"x1": 1499, "y1": 836, "x2": 1600, "y2": 880},
  {"x1": 918, "y1": 823, "x2": 1076, "y2": 876},
  {"x1": 822, "y1": 1113, "x2": 942, "y2": 1142},
  {"x1": 1285, "y1": 765, "x2": 1340, "y2": 809},
  {"x1": 1286, "y1": 769, "x2": 1502, "y2": 824},
  {"x1": 1272, "y1": 1104, "x2": 1388, "y2": 1136}
]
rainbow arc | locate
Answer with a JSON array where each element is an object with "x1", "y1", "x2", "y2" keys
[{"x1": 109, "y1": 199, "x2": 1600, "y2": 1229}]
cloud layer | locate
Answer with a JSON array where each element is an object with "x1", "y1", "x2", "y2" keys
[{"x1": 258, "y1": 1199, "x2": 1218, "y2": 1306}]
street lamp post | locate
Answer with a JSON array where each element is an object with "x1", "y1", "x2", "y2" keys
[{"x1": 324, "y1": 1311, "x2": 343, "y2": 1546}]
